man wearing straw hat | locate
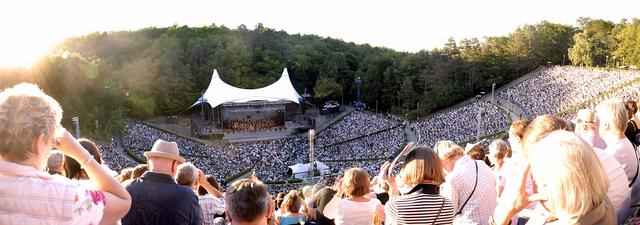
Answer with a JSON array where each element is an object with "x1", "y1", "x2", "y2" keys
[{"x1": 122, "y1": 139, "x2": 203, "y2": 225}]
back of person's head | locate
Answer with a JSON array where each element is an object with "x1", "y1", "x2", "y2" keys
[
  {"x1": 341, "y1": 167, "x2": 371, "y2": 198},
  {"x1": 47, "y1": 150, "x2": 65, "y2": 175},
  {"x1": 311, "y1": 183, "x2": 326, "y2": 194},
  {"x1": 302, "y1": 185, "x2": 313, "y2": 200},
  {"x1": 509, "y1": 119, "x2": 530, "y2": 141},
  {"x1": 400, "y1": 146, "x2": 445, "y2": 186},
  {"x1": 433, "y1": 140, "x2": 464, "y2": 161},
  {"x1": 488, "y1": 139, "x2": 510, "y2": 160},
  {"x1": 175, "y1": 162, "x2": 198, "y2": 187},
  {"x1": 274, "y1": 192, "x2": 286, "y2": 210},
  {"x1": 528, "y1": 131, "x2": 608, "y2": 222},
  {"x1": 574, "y1": 109, "x2": 598, "y2": 133},
  {"x1": 226, "y1": 178, "x2": 270, "y2": 224},
  {"x1": 281, "y1": 190, "x2": 303, "y2": 213},
  {"x1": 78, "y1": 138, "x2": 103, "y2": 163},
  {"x1": 522, "y1": 115, "x2": 572, "y2": 157},
  {"x1": 466, "y1": 145, "x2": 491, "y2": 167},
  {"x1": 596, "y1": 99, "x2": 629, "y2": 134},
  {"x1": 66, "y1": 138, "x2": 104, "y2": 179},
  {"x1": 467, "y1": 145, "x2": 487, "y2": 160},
  {"x1": 131, "y1": 164, "x2": 148, "y2": 179},
  {"x1": 198, "y1": 175, "x2": 221, "y2": 196},
  {"x1": 118, "y1": 167, "x2": 134, "y2": 183},
  {"x1": 0, "y1": 83, "x2": 62, "y2": 168},
  {"x1": 624, "y1": 100, "x2": 637, "y2": 119}
]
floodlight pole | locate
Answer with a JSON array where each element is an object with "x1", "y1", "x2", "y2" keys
[{"x1": 308, "y1": 129, "x2": 315, "y2": 177}]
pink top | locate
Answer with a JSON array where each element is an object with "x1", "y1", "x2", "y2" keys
[{"x1": 0, "y1": 160, "x2": 106, "y2": 225}]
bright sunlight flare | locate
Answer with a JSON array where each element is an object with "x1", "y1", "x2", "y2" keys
[{"x1": 0, "y1": 35, "x2": 54, "y2": 68}]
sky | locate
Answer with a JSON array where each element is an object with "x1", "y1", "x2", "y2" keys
[{"x1": 1, "y1": 0, "x2": 638, "y2": 67}]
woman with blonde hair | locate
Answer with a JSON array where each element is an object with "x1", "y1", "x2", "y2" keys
[
  {"x1": 279, "y1": 190, "x2": 307, "y2": 225},
  {"x1": 520, "y1": 114, "x2": 631, "y2": 222},
  {"x1": 324, "y1": 167, "x2": 384, "y2": 225},
  {"x1": 380, "y1": 145, "x2": 454, "y2": 224},
  {"x1": 0, "y1": 83, "x2": 131, "y2": 224},
  {"x1": 488, "y1": 139, "x2": 511, "y2": 197},
  {"x1": 490, "y1": 131, "x2": 616, "y2": 224}
]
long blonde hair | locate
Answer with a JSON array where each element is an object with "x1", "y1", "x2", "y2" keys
[{"x1": 528, "y1": 131, "x2": 608, "y2": 222}]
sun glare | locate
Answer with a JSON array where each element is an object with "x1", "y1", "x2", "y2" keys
[{"x1": 0, "y1": 35, "x2": 55, "y2": 68}]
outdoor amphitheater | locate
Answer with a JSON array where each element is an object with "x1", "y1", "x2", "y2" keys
[{"x1": 2, "y1": 5, "x2": 640, "y2": 224}]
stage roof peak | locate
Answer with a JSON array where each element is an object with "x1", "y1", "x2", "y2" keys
[{"x1": 192, "y1": 68, "x2": 302, "y2": 109}]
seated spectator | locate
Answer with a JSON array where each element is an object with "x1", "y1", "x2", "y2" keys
[
  {"x1": 434, "y1": 141, "x2": 498, "y2": 225},
  {"x1": 0, "y1": 83, "x2": 131, "y2": 224},
  {"x1": 118, "y1": 167, "x2": 134, "y2": 183},
  {"x1": 275, "y1": 192, "x2": 286, "y2": 212},
  {"x1": 524, "y1": 114, "x2": 632, "y2": 222},
  {"x1": 466, "y1": 143, "x2": 492, "y2": 167},
  {"x1": 521, "y1": 115, "x2": 573, "y2": 154},
  {"x1": 596, "y1": 99, "x2": 640, "y2": 208},
  {"x1": 122, "y1": 139, "x2": 203, "y2": 225},
  {"x1": 47, "y1": 149, "x2": 65, "y2": 176},
  {"x1": 310, "y1": 184, "x2": 337, "y2": 225},
  {"x1": 65, "y1": 138, "x2": 105, "y2": 180},
  {"x1": 131, "y1": 163, "x2": 148, "y2": 179},
  {"x1": 507, "y1": 120, "x2": 529, "y2": 159},
  {"x1": 324, "y1": 168, "x2": 384, "y2": 225},
  {"x1": 574, "y1": 109, "x2": 607, "y2": 149},
  {"x1": 379, "y1": 145, "x2": 454, "y2": 224},
  {"x1": 176, "y1": 162, "x2": 198, "y2": 187},
  {"x1": 488, "y1": 139, "x2": 510, "y2": 197},
  {"x1": 624, "y1": 100, "x2": 639, "y2": 145},
  {"x1": 198, "y1": 174, "x2": 222, "y2": 195},
  {"x1": 279, "y1": 190, "x2": 307, "y2": 225},
  {"x1": 225, "y1": 178, "x2": 272, "y2": 225},
  {"x1": 198, "y1": 173, "x2": 226, "y2": 225},
  {"x1": 490, "y1": 131, "x2": 616, "y2": 224}
]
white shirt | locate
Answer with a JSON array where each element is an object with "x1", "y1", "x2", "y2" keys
[
  {"x1": 579, "y1": 131, "x2": 607, "y2": 149},
  {"x1": 594, "y1": 148, "x2": 632, "y2": 222},
  {"x1": 324, "y1": 196, "x2": 381, "y2": 225},
  {"x1": 441, "y1": 156, "x2": 498, "y2": 225},
  {"x1": 199, "y1": 195, "x2": 225, "y2": 225},
  {"x1": 604, "y1": 138, "x2": 639, "y2": 182}
]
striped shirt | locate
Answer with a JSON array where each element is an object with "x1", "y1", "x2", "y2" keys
[{"x1": 384, "y1": 186, "x2": 454, "y2": 225}]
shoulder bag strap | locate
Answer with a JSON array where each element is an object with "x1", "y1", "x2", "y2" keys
[
  {"x1": 630, "y1": 148, "x2": 639, "y2": 187},
  {"x1": 455, "y1": 160, "x2": 478, "y2": 216}
]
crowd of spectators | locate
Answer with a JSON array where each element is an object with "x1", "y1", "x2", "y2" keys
[
  {"x1": 96, "y1": 142, "x2": 137, "y2": 173},
  {"x1": 122, "y1": 111, "x2": 405, "y2": 185},
  {"x1": 499, "y1": 66, "x2": 640, "y2": 118},
  {"x1": 315, "y1": 111, "x2": 401, "y2": 146},
  {"x1": 561, "y1": 81, "x2": 640, "y2": 121},
  {"x1": 316, "y1": 127, "x2": 404, "y2": 160},
  {"x1": 415, "y1": 100, "x2": 508, "y2": 147}
]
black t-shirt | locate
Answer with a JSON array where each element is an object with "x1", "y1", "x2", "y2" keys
[{"x1": 122, "y1": 172, "x2": 203, "y2": 225}]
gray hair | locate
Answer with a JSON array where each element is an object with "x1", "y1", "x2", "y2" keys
[
  {"x1": 175, "y1": 162, "x2": 198, "y2": 186},
  {"x1": 47, "y1": 150, "x2": 65, "y2": 170}
]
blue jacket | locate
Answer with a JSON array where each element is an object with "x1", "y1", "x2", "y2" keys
[{"x1": 122, "y1": 171, "x2": 203, "y2": 225}]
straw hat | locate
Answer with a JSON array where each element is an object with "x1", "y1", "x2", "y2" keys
[
  {"x1": 144, "y1": 139, "x2": 186, "y2": 163},
  {"x1": 575, "y1": 109, "x2": 596, "y2": 124}
]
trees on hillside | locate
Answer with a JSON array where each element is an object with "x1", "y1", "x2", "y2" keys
[{"x1": 0, "y1": 18, "x2": 638, "y2": 140}]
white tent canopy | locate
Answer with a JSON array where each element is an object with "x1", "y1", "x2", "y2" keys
[
  {"x1": 192, "y1": 68, "x2": 302, "y2": 108},
  {"x1": 288, "y1": 161, "x2": 330, "y2": 179}
]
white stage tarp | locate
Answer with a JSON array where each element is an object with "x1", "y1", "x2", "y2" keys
[{"x1": 192, "y1": 68, "x2": 302, "y2": 109}]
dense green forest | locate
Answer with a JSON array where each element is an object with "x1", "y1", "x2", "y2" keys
[{"x1": 0, "y1": 17, "x2": 638, "y2": 140}]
